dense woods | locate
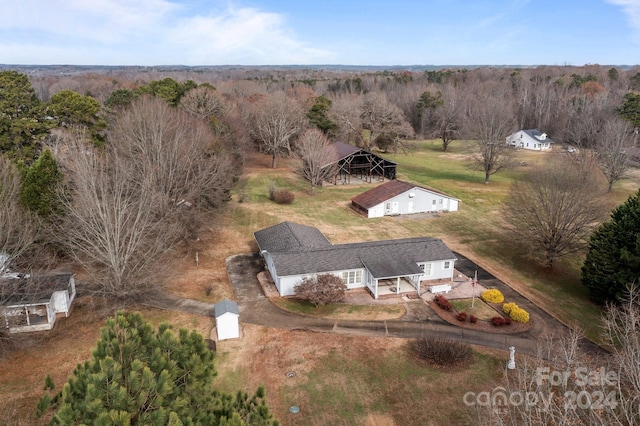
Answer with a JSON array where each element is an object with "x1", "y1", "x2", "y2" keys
[{"x1": 1, "y1": 64, "x2": 640, "y2": 300}]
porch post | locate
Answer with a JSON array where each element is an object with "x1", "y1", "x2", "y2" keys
[
  {"x1": 374, "y1": 279, "x2": 378, "y2": 299},
  {"x1": 395, "y1": 277, "x2": 400, "y2": 293},
  {"x1": 24, "y1": 307, "x2": 30, "y2": 326}
]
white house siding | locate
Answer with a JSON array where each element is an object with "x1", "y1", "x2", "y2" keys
[
  {"x1": 372, "y1": 188, "x2": 458, "y2": 218},
  {"x1": 418, "y1": 260, "x2": 455, "y2": 282},
  {"x1": 280, "y1": 269, "x2": 369, "y2": 296},
  {"x1": 216, "y1": 312, "x2": 239, "y2": 340},
  {"x1": 52, "y1": 277, "x2": 76, "y2": 316},
  {"x1": 260, "y1": 251, "x2": 281, "y2": 293},
  {"x1": 506, "y1": 130, "x2": 553, "y2": 151}
]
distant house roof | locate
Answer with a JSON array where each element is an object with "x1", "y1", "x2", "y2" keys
[
  {"x1": 0, "y1": 273, "x2": 73, "y2": 305},
  {"x1": 254, "y1": 221, "x2": 332, "y2": 253},
  {"x1": 214, "y1": 299, "x2": 239, "y2": 317},
  {"x1": 521, "y1": 129, "x2": 554, "y2": 143},
  {"x1": 351, "y1": 179, "x2": 459, "y2": 210},
  {"x1": 254, "y1": 222, "x2": 456, "y2": 279}
]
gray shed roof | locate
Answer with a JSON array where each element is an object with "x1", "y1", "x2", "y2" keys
[
  {"x1": 214, "y1": 299, "x2": 239, "y2": 317},
  {"x1": 0, "y1": 273, "x2": 73, "y2": 305}
]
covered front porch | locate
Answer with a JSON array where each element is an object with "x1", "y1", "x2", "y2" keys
[
  {"x1": 362, "y1": 255, "x2": 425, "y2": 300},
  {"x1": 376, "y1": 277, "x2": 420, "y2": 299}
]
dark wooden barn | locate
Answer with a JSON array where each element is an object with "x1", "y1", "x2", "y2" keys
[{"x1": 324, "y1": 141, "x2": 397, "y2": 184}]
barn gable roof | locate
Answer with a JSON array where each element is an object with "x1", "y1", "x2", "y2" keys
[{"x1": 351, "y1": 179, "x2": 459, "y2": 210}]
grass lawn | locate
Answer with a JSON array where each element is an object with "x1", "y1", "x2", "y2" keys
[
  {"x1": 229, "y1": 140, "x2": 635, "y2": 342},
  {"x1": 450, "y1": 298, "x2": 501, "y2": 321},
  {"x1": 271, "y1": 298, "x2": 406, "y2": 320}
]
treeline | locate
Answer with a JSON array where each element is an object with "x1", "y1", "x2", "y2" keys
[{"x1": 1, "y1": 64, "x2": 640, "y2": 301}]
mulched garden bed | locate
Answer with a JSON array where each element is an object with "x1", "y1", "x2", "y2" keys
[{"x1": 426, "y1": 299, "x2": 533, "y2": 334}]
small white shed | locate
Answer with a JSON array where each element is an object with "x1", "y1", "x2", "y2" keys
[{"x1": 214, "y1": 299, "x2": 239, "y2": 340}]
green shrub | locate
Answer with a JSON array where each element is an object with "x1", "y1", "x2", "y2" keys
[
  {"x1": 481, "y1": 289, "x2": 504, "y2": 304},
  {"x1": 509, "y1": 307, "x2": 530, "y2": 323},
  {"x1": 502, "y1": 302, "x2": 518, "y2": 315}
]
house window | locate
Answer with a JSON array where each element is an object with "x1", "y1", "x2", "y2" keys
[
  {"x1": 438, "y1": 199, "x2": 443, "y2": 204},
  {"x1": 385, "y1": 202, "x2": 391, "y2": 210},
  {"x1": 432, "y1": 200, "x2": 436, "y2": 205},
  {"x1": 419, "y1": 263, "x2": 432, "y2": 276},
  {"x1": 341, "y1": 270, "x2": 363, "y2": 285},
  {"x1": 444, "y1": 261, "x2": 451, "y2": 269}
]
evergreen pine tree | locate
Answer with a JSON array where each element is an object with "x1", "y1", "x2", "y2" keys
[
  {"x1": 38, "y1": 312, "x2": 278, "y2": 425},
  {"x1": 582, "y1": 189, "x2": 640, "y2": 304},
  {"x1": 20, "y1": 148, "x2": 62, "y2": 218}
]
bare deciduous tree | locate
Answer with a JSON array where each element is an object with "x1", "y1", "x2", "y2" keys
[
  {"x1": 59, "y1": 140, "x2": 180, "y2": 297},
  {"x1": 464, "y1": 93, "x2": 516, "y2": 184},
  {"x1": 294, "y1": 273, "x2": 347, "y2": 307},
  {"x1": 58, "y1": 98, "x2": 235, "y2": 298},
  {"x1": 247, "y1": 92, "x2": 307, "y2": 168},
  {"x1": 110, "y1": 95, "x2": 235, "y2": 210},
  {"x1": 360, "y1": 92, "x2": 414, "y2": 150},
  {"x1": 0, "y1": 158, "x2": 41, "y2": 271},
  {"x1": 331, "y1": 94, "x2": 365, "y2": 146},
  {"x1": 601, "y1": 286, "x2": 640, "y2": 425},
  {"x1": 596, "y1": 118, "x2": 633, "y2": 192},
  {"x1": 179, "y1": 85, "x2": 227, "y2": 121},
  {"x1": 432, "y1": 84, "x2": 464, "y2": 151},
  {"x1": 295, "y1": 128, "x2": 337, "y2": 195},
  {"x1": 503, "y1": 159, "x2": 608, "y2": 268}
]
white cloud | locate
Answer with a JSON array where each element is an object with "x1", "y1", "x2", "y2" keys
[
  {"x1": 607, "y1": 0, "x2": 640, "y2": 42},
  {"x1": 0, "y1": 0, "x2": 334, "y2": 65}
]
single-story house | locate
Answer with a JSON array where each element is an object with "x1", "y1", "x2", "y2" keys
[
  {"x1": 506, "y1": 129, "x2": 554, "y2": 151},
  {"x1": 254, "y1": 222, "x2": 456, "y2": 300},
  {"x1": 214, "y1": 299, "x2": 240, "y2": 340},
  {"x1": 322, "y1": 141, "x2": 397, "y2": 184},
  {"x1": 351, "y1": 179, "x2": 459, "y2": 218},
  {"x1": 0, "y1": 273, "x2": 76, "y2": 333}
]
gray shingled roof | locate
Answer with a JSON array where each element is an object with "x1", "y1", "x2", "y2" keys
[
  {"x1": 266, "y1": 234, "x2": 455, "y2": 278},
  {"x1": 254, "y1": 222, "x2": 332, "y2": 253},
  {"x1": 522, "y1": 129, "x2": 554, "y2": 143},
  {"x1": 214, "y1": 299, "x2": 239, "y2": 317}
]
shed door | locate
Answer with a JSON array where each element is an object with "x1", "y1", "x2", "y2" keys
[{"x1": 391, "y1": 202, "x2": 398, "y2": 214}]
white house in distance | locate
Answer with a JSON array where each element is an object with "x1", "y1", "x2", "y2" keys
[
  {"x1": 351, "y1": 179, "x2": 459, "y2": 218},
  {"x1": 213, "y1": 299, "x2": 240, "y2": 340},
  {"x1": 254, "y1": 222, "x2": 457, "y2": 300},
  {"x1": 0, "y1": 273, "x2": 76, "y2": 333},
  {"x1": 506, "y1": 129, "x2": 554, "y2": 151}
]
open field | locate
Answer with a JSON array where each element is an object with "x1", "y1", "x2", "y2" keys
[{"x1": 0, "y1": 140, "x2": 636, "y2": 425}]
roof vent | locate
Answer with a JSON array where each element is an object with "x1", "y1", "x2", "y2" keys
[{"x1": 409, "y1": 192, "x2": 415, "y2": 198}]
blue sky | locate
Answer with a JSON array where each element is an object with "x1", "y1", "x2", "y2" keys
[{"x1": 0, "y1": 0, "x2": 639, "y2": 66}]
